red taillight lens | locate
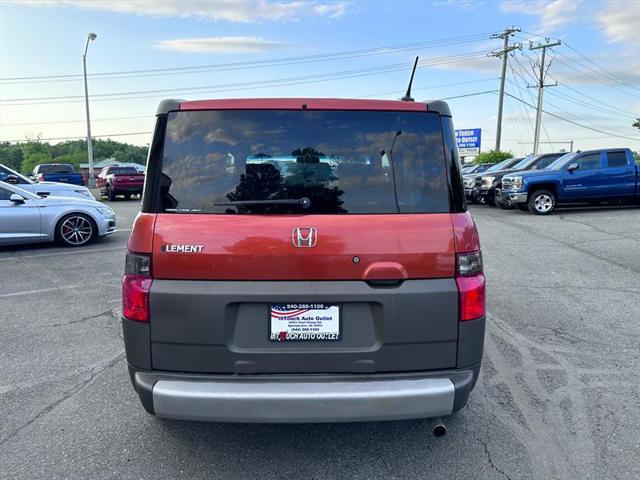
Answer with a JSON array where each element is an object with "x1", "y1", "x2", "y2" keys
[
  {"x1": 456, "y1": 251, "x2": 485, "y2": 321},
  {"x1": 456, "y1": 274, "x2": 485, "y2": 321},
  {"x1": 122, "y1": 274, "x2": 152, "y2": 322}
]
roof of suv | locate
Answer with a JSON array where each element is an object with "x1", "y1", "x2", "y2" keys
[{"x1": 156, "y1": 98, "x2": 452, "y2": 116}]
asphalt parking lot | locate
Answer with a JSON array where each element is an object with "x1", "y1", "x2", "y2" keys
[{"x1": 1, "y1": 201, "x2": 639, "y2": 480}]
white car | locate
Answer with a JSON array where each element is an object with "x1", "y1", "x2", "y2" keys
[
  {"x1": 0, "y1": 164, "x2": 94, "y2": 200},
  {"x1": 0, "y1": 181, "x2": 116, "y2": 247}
]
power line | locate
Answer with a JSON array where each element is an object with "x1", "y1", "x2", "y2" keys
[
  {"x1": 2, "y1": 131, "x2": 152, "y2": 143},
  {"x1": 0, "y1": 33, "x2": 493, "y2": 84},
  {"x1": 0, "y1": 52, "x2": 490, "y2": 106},
  {"x1": 0, "y1": 115, "x2": 150, "y2": 127},
  {"x1": 503, "y1": 92, "x2": 639, "y2": 142},
  {"x1": 545, "y1": 88, "x2": 635, "y2": 118},
  {"x1": 554, "y1": 55, "x2": 640, "y2": 99},
  {"x1": 546, "y1": 74, "x2": 638, "y2": 116},
  {"x1": 0, "y1": 89, "x2": 501, "y2": 143},
  {"x1": 562, "y1": 41, "x2": 640, "y2": 93}
]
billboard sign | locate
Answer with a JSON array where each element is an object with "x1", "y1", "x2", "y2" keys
[{"x1": 455, "y1": 129, "x2": 481, "y2": 156}]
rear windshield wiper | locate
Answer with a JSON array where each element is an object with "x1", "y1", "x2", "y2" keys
[{"x1": 215, "y1": 197, "x2": 311, "y2": 209}]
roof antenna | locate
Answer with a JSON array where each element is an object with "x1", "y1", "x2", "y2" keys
[{"x1": 401, "y1": 56, "x2": 419, "y2": 102}]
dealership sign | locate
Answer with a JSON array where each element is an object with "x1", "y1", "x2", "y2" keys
[{"x1": 455, "y1": 129, "x2": 481, "y2": 156}]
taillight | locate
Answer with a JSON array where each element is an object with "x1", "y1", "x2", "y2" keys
[
  {"x1": 123, "y1": 253, "x2": 152, "y2": 322},
  {"x1": 456, "y1": 251, "x2": 485, "y2": 321}
]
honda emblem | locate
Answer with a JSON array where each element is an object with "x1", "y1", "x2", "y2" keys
[{"x1": 292, "y1": 227, "x2": 318, "y2": 248}]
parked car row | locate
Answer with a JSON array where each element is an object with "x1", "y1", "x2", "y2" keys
[
  {"x1": 464, "y1": 148, "x2": 639, "y2": 214},
  {"x1": 0, "y1": 180, "x2": 116, "y2": 247}
]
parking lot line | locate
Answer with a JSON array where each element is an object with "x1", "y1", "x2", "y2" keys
[
  {"x1": 0, "y1": 284, "x2": 82, "y2": 298},
  {"x1": 0, "y1": 246, "x2": 124, "y2": 261}
]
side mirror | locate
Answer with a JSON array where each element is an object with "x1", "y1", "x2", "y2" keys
[
  {"x1": 9, "y1": 193, "x2": 25, "y2": 204},
  {"x1": 567, "y1": 162, "x2": 579, "y2": 172},
  {"x1": 5, "y1": 174, "x2": 20, "y2": 184}
]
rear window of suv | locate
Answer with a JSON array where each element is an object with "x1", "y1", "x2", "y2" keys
[{"x1": 156, "y1": 110, "x2": 449, "y2": 214}]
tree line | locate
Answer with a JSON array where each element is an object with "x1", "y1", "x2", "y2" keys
[{"x1": 0, "y1": 138, "x2": 148, "y2": 175}]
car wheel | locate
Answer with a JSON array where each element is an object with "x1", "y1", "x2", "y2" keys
[
  {"x1": 516, "y1": 203, "x2": 529, "y2": 211},
  {"x1": 107, "y1": 185, "x2": 116, "y2": 201},
  {"x1": 56, "y1": 214, "x2": 95, "y2": 247},
  {"x1": 528, "y1": 190, "x2": 556, "y2": 215}
]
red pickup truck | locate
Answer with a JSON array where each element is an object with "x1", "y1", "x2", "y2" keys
[{"x1": 97, "y1": 166, "x2": 145, "y2": 201}]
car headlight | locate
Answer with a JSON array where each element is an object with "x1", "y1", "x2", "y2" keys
[
  {"x1": 511, "y1": 176, "x2": 523, "y2": 189},
  {"x1": 75, "y1": 189, "x2": 93, "y2": 198},
  {"x1": 95, "y1": 206, "x2": 115, "y2": 215},
  {"x1": 483, "y1": 176, "x2": 495, "y2": 186}
]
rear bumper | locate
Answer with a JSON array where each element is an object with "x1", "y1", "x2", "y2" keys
[{"x1": 128, "y1": 365, "x2": 480, "y2": 423}]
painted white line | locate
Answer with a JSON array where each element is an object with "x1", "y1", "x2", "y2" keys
[
  {"x1": 0, "y1": 284, "x2": 82, "y2": 298},
  {"x1": 0, "y1": 246, "x2": 125, "y2": 261}
]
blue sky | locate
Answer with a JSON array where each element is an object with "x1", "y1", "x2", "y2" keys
[{"x1": 1, "y1": 0, "x2": 638, "y2": 156}]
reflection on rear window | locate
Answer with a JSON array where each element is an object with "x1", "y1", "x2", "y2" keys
[
  {"x1": 158, "y1": 110, "x2": 449, "y2": 214},
  {"x1": 38, "y1": 164, "x2": 74, "y2": 174}
]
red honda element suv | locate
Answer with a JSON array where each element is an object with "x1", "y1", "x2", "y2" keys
[{"x1": 123, "y1": 98, "x2": 485, "y2": 423}]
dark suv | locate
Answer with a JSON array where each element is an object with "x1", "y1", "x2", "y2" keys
[{"x1": 122, "y1": 98, "x2": 485, "y2": 424}]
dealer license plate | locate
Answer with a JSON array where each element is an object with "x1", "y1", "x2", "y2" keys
[{"x1": 269, "y1": 304, "x2": 341, "y2": 342}]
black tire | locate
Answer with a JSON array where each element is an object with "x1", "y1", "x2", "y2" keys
[
  {"x1": 527, "y1": 189, "x2": 556, "y2": 215},
  {"x1": 516, "y1": 203, "x2": 529, "y2": 211},
  {"x1": 56, "y1": 213, "x2": 96, "y2": 247},
  {"x1": 107, "y1": 185, "x2": 116, "y2": 201}
]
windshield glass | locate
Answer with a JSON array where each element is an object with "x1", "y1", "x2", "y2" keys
[
  {"x1": 0, "y1": 165, "x2": 33, "y2": 184},
  {"x1": 0, "y1": 181, "x2": 39, "y2": 199},
  {"x1": 158, "y1": 110, "x2": 449, "y2": 214},
  {"x1": 38, "y1": 164, "x2": 74, "y2": 174},
  {"x1": 511, "y1": 155, "x2": 536, "y2": 170},
  {"x1": 548, "y1": 152, "x2": 577, "y2": 170},
  {"x1": 486, "y1": 158, "x2": 512, "y2": 172}
]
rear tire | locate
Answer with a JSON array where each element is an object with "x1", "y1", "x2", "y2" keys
[
  {"x1": 56, "y1": 213, "x2": 96, "y2": 247},
  {"x1": 528, "y1": 189, "x2": 556, "y2": 215}
]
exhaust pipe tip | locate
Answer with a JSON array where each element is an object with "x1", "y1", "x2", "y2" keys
[{"x1": 429, "y1": 417, "x2": 447, "y2": 437}]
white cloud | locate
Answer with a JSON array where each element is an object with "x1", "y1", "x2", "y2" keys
[
  {"x1": 13, "y1": 0, "x2": 349, "y2": 22},
  {"x1": 500, "y1": 0, "x2": 579, "y2": 33},
  {"x1": 155, "y1": 36, "x2": 290, "y2": 53},
  {"x1": 597, "y1": 1, "x2": 640, "y2": 48}
]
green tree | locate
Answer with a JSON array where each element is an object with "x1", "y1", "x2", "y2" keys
[
  {"x1": 0, "y1": 142, "x2": 24, "y2": 171},
  {"x1": 633, "y1": 117, "x2": 640, "y2": 131},
  {"x1": 473, "y1": 150, "x2": 513, "y2": 165},
  {"x1": 21, "y1": 153, "x2": 53, "y2": 175}
]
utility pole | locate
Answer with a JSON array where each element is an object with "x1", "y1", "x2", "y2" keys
[
  {"x1": 83, "y1": 32, "x2": 98, "y2": 188},
  {"x1": 528, "y1": 38, "x2": 561, "y2": 154},
  {"x1": 489, "y1": 27, "x2": 521, "y2": 152}
]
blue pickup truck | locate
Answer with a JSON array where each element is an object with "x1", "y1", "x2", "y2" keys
[
  {"x1": 502, "y1": 148, "x2": 639, "y2": 214},
  {"x1": 30, "y1": 163, "x2": 84, "y2": 186}
]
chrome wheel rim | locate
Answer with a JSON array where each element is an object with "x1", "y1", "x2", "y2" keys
[
  {"x1": 61, "y1": 216, "x2": 93, "y2": 245},
  {"x1": 534, "y1": 194, "x2": 553, "y2": 213}
]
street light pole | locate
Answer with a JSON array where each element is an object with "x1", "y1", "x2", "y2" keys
[{"x1": 83, "y1": 32, "x2": 97, "y2": 188}]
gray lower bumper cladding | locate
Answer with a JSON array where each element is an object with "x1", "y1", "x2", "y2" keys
[{"x1": 151, "y1": 376, "x2": 455, "y2": 423}]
